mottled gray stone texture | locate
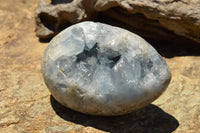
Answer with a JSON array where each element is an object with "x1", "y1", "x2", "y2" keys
[
  {"x1": 35, "y1": 0, "x2": 200, "y2": 43},
  {"x1": 42, "y1": 21, "x2": 171, "y2": 116}
]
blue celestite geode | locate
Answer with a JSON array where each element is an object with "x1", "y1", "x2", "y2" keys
[{"x1": 42, "y1": 21, "x2": 171, "y2": 116}]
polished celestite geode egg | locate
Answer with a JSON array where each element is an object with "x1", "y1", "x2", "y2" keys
[{"x1": 42, "y1": 21, "x2": 171, "y2": 116}]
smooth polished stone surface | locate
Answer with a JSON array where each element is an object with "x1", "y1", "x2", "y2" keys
[{"x1": 42, "y1": 21, "x2": 171, "y2": 116}]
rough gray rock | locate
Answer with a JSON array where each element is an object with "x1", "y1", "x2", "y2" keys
[
  {"x1": 42, "y1": 21, "x2": 171, "y2": 116},
  {"x1": 35, "y1": 0, "x2": 200, "y2": 43}
]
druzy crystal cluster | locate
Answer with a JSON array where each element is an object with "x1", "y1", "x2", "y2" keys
[{"x1": 42, "y1": 21, "x2": 171, "y2": 116}]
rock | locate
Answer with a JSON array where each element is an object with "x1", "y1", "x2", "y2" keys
[
  {"x1": 42, "y1": 21, "x2": 171, "y2": 116},
  {"x1": 35, "y1": 0, "x2": 200, "y2": 43}
]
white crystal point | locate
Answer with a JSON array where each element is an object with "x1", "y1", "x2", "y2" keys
[{"x1": 42, "y1": 21, "x2": 171, "y2": 116}]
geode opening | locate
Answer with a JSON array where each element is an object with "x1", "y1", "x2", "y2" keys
[{"x1": 76, "y1": 43, "x2": 121, "y2": 69}]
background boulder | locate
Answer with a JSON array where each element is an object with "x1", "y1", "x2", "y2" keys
[{"x1": 35, "y1": 0, "x2": 200, "y2": 44}]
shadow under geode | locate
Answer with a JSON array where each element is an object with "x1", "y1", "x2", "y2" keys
[{"x1": 50, "y1": 95, "x2": 179, "y2": 133}]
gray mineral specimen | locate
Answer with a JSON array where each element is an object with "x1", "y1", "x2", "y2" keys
[{"x1": 42, "y1": 21, "x2": 171, "y2": 116}]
